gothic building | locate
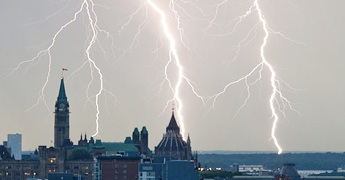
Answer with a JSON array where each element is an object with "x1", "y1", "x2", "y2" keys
[
  {"x1": 0, "y1": 77, "x2": 94, "y2": 180},
  {"x1": 54, "y1": 78, "x2": 72, "y2": 148},
  {"x1": 155, "y1": 110, "x2": 193, "y2": 160},
  {"x1": 132, "y1": 126, "x2": 149, "y2": 155}
]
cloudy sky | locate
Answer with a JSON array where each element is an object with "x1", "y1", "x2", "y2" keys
[{"x1": 0, "y1": 0, "x2": 345, "y2": 153}]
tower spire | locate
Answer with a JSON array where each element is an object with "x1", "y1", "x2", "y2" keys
[
  {"x1": 166, "y1": 109, "x2": 180, "y2": 133},
  {"x1": 172, "y1": 103, "x2": 175, "y2": 115},
  {"x1": 57, "y1": 78, "x2": 67, "y2": 101}
]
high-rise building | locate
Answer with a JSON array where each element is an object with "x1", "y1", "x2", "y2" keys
[
  {"x1": 7, "y1": 133, "x2": 22, "y2": 160},
  {"x1": 54, "y1": 78, "x2": 71, "y2": 148}
]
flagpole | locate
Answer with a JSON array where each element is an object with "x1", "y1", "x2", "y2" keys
[{"x1": 62, "y1": 68, "x2": 68, "y2": 78}]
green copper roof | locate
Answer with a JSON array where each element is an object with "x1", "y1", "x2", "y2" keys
[
  {"x1": 141, "y1": 126, "x2": 148, "y2": 134},
  {"x1": 124, "y1": 137, "x2": 132, "y2": 143},
  {"x1": 93, "y1": 140, "x2": 139, "y2": 152},
  {"x1": 57, "y1": 78, "x2": 67, "y2": 101},
  {"x1": 103, "y1": 142, "x2": 139, "y2": 152}
]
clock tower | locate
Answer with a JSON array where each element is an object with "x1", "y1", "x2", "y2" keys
[{"x1": 54, "y1": 77, "x2": 70, "y2": 148}]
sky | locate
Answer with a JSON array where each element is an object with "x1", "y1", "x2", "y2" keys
[{"x1": 0, "y1": 0, "x2": 345, "y2": 153}]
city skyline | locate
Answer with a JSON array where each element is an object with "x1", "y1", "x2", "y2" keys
[{"x1": 1, "y1": 0, "x2": 345, "y2": 152}]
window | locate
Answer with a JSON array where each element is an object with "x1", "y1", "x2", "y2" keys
[
  {"x1": 123, "y1": 170, "x2": 127, "y2": 174},
  {"x1": 123, "y1": 164, "x2": 127, "y2": 168},
  {"x1": 115, "y1": 169, "x2": 118, "y2": 173},
  {"x1": 115, "y1": 175, "x2": 118, "y2": 179},
  {"x1": 115, "y1": 164, "x2": 118, "y2": 168},
  {"x1": 49, "y1": 157, "x2": 56, "y2": 164},
  {"x1": 147, "y1": 172, "x2": 155, "y2": 176},
  {"x1": 123, "y1": 175, "x2": 127, "y2": 179}
]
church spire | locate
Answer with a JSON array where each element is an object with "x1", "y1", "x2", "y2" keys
[{"x1": 57, "y1": 78, "x2": 67, "y2": 101}]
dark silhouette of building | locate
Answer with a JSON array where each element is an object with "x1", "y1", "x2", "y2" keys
[
  {"x1": 54, "y1": 78, "x2": 71, "y2": 148},
  {"x1": 139, "y1": 156, "x2": 199, "y2": 180},
  {"x1": 78, "y1": 133, "x2": 88, "y2": 147},
  {"x1": 155, "y1": 110, "x2": 193, "y2": 160},
  {"x1": 131, "y1": 126, "x2": 149, "y2": 155},
  {"x1": 0, "y1": 146, "x2": 13, "y2": 160}
]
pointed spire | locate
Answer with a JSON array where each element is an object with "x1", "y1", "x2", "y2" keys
[
  {"x1": 141, "y1": 126, "x2": 148, "y2": 134},
  {"x1": 84, "y1": 133, "x2": 87, "y2": 141},
  {"x1": 133, "y1": 127, "x2": 139, "y2": 134},
  {"x1": 166, "y1": 110, "x2": 180, "y2": 133},
  {"x1": 187, "y1": 133, "x2": 191, "y2": 145},
  {"x1": 57, "y1": 78, "x2": 67, "y2": 101},
  {"x1": 80, "y1": 133, "x2": 83, "y2": 141}
]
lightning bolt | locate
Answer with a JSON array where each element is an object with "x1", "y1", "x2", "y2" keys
[
  {"x1": 147, "y1": 0, "x2": 187, "y2": 139},
  {"x1": 254, "y1": 0, "x2": 282, "y2": 154},
  {"x1": 205, "y1": 0, "x2": 303, "y2": 154},
  {"x1": 10, "y1": 0, "x2": 104, "y2": 137},
  {"x1": 146, "y1": 0, "x2": 207, "y2": 140},
  {"x1": 7, "y1": 0, "x2": 301, "y2": 154}
]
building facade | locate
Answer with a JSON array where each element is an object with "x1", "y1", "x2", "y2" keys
[
  {"x1": 139, "y1": 156, "x2": 199, "y2": 180},
  {"x1": 96, "y1": 156, "x2": 141, "y2": 180}
]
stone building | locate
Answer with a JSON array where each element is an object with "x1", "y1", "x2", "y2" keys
[
  {"x1": 0, "y1": 77, "x2": 93, "y2": 180},
  {"x1": 155, "y1": 110, "x2": 193, "y2": 160},
  {"x1": 132, "y1": 126, "x2": 149, "y2": 155}
]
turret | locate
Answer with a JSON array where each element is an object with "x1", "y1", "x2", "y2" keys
[{"x1": 140, "y1": 126, "x2": 148, "y2": 155}]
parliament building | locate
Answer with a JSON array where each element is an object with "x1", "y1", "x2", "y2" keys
[{"x1": 0, "y1": 77, "x2": 196, "y2": 180}]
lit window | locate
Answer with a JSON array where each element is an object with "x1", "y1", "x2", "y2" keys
[{"x1": 49, "y1": 157, "x2": 56, "y2": 164}]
